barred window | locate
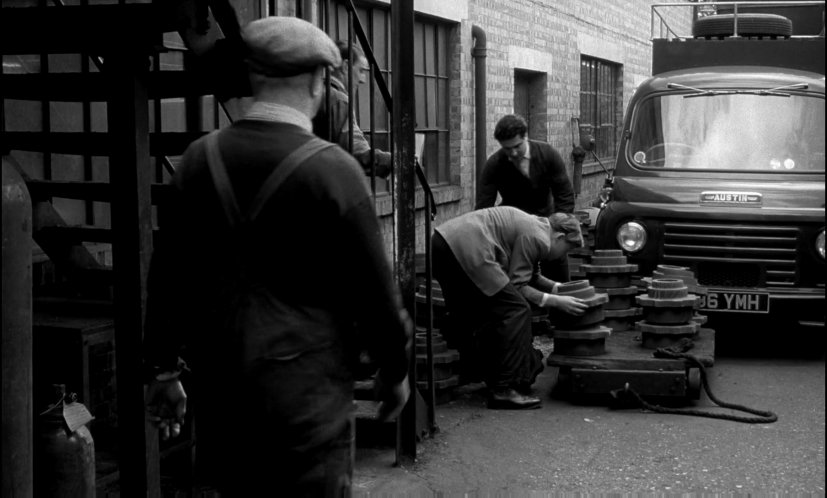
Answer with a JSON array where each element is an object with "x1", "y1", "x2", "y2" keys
[{"x1": 579, "y1": 56, "x2": 622, "y2": 161}]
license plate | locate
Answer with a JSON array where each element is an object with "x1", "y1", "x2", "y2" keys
[{"x1": 698, "y1": 291, "x2": 770, "y2": 313}]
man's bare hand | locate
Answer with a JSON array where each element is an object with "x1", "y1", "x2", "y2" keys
[
  {"x1": 375, "y1": 374, "x2": 410, "y2": 423},
  {"x1": 557, "y1": 295, "x2": 587, "y2": 315},
  {"x1": 145, "y1": 378, "x2": 187, "y2": 440}
]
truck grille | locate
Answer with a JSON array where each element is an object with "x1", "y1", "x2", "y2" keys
[{"x1": 662, "y1": 221, "x2": 799, "y2": 288}]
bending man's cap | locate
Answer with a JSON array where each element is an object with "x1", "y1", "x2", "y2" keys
[
  {"x1": 549, "y1": 212, "x2": 584, "y2": 248},
  {"x1": 241, "y1": 16, "x2": 341, "y2": 77}
]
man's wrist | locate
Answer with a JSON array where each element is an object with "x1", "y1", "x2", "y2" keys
[
  {"x1": 145, "y1": 357, "x2": 188, "y2": 384},
  {"x1": 154, "y1": 371, "x2": 182, "y2": 382}
]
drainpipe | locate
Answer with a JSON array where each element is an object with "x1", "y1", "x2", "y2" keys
[{"x1": 472, "y1": 24, "x2": 487, "y2": 199}]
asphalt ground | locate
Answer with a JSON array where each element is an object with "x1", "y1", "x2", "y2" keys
[{"x1": 353, "y1": 335, "x2": 825, "y2": 496}]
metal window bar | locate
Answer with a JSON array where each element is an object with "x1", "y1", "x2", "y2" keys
[
  {"x1": 347, "y1": 14, "x2": 355, "y2": 156},
  {"x1": 368, "y1": 16, "x2": 377, "y2": 196}
]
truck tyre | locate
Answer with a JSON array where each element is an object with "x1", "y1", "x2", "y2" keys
[{"x1": 692, "y1": 13, "x2": 793, "y2": 38}]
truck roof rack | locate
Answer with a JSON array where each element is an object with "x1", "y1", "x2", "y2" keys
[
  {"x1": 651, "y1": 1, "x2": 825, "y2": 40},
  {"x1": 650, "y1": 1, "x2": 825, "y2": 75}
]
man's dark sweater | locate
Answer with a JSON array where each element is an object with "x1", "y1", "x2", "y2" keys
[{"x1": 476, "y1": 140, "x2": 575, "y2": 216}]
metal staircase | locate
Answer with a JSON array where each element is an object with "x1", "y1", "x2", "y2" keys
[
  {"x1": 1, "y1": 1, "x2": 247, "y2": 494},
  {"x1": 2, "y1": 0, "x2": 427, "y2": 493}
]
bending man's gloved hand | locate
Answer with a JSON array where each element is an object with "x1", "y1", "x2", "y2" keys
[
  {"x1": 374, "y1": 374, "x2": 410, "y2": 422},
  {"x1": 145, "y1": 377, "x2": 187, "y2": 440},
  {"x1": 544, "y1": 294, "x2": 588, "y2": 315}
]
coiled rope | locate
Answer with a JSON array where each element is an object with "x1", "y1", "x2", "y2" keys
[{"x1": 611, "y1": 338, "x2": 778, "y2": 424}]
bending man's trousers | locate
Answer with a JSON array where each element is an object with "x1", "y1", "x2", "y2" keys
[{"x1": 432, "y1": 232, "x2": 543, "y2": 390}]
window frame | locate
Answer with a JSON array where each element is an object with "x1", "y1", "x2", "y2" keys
[{"x1": 579, "y1": 56, "x2": 622, "y2": 162}]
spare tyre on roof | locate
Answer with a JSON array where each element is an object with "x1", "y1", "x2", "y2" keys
[{"x1": 692, "y1": 13, "x2": 793, "y2": 38}]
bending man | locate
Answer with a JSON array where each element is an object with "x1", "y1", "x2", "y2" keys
[{"x1": 433, "y1": 207, "x2": 586, "y2": 409}]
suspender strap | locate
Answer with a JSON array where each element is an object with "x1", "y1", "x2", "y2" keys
[
  {"x1": 204, "y1": 131, "x2": 335, "y2": 226},
  {"x1": 204, "y1": 130, "x2": 243, "y2": 226},
  {"x1": 247, "y1": 137, "x2": 334, "y2": 221}
]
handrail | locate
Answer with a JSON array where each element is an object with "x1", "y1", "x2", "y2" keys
[{"x1": 344, "y1": 0, "x2": 393, "y2": 111}]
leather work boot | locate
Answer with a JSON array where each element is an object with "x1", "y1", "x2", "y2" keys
[{"x1": 487, "y1": 387, "x2": 541, "y2": 410}]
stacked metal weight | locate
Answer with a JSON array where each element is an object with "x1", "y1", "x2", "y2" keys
[
  {"x1": 415, "y1": 282, "x2": 462, "y2": 404},
  {"x1": 579, "y1": 249, "x2": 642, "y2": 332},
  {"x1": 549, "y1": 280, "x2": 611, "y2": 355},
  {"x1": 646, "y1": 264, "x2": 709, "y2": 326},
  {"x1": 635, "y1": 277, "x2": 702, "y2": 349}
]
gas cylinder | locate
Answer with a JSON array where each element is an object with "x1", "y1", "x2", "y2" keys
[
  {"x1": 2, "y1": 155, "x2": 34, "y2": 497},
  {"x1": 34, "y1": 385, "x2": 96, "y2": 498}
]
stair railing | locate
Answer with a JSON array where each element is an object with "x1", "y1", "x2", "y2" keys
[{"x1": 336, "y1": 0, "x2": 439, "y2": 455}]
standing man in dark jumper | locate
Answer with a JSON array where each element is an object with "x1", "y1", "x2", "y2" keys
[
  {"x1": 143, "y1": 16, "x2": 411, "y2": 497},
  {"x1": 432, "y1": 207, "x2": 587, "y2": 409},
  {"x1": 476, "y1": 114, "x2": 576, "y2": 281}
]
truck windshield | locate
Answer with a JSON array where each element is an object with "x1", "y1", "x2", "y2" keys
[{"x1": 629, "y1": 93, "x2": 825, "y2": 172}]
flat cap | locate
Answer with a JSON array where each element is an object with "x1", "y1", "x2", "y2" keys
[
  {"x1": 549, "y1": 212, "x2": 584, "y2": 248},
  {"x1": 241, "y1": 16, "x2": 341, "y2": 77}
]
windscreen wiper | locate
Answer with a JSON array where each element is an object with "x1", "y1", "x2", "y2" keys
[
  {"x1": 667, "y1": 82, "x2": 733, "y2": 97},
  {"x1": 752, "y1": 82, "x2": 809, "y2": 96},
  {"x1": 668, "y1": 82, "x2": 809, "y2": 98}
]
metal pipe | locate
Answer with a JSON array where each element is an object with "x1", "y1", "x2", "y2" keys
[{"x1": 472, "y1": 25, "x2": 487, "y2": 199}]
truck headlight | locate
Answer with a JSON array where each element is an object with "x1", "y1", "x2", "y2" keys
[
  {"x1": 617, "y1": 221, "x2": 647, "y2": 253},
  {"x1": 817, "y1": 230, "x2": 825, "y2": 259}
]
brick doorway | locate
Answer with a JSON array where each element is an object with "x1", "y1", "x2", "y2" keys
[{"x1": 514, "y1": 69, "x2": 548, "y2": 141}]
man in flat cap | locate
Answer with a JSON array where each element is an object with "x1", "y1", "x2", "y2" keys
[
  {"x1": 313, "y1": 40, "x2": 393, "y2": 180},
  {"x1": 144, "y1": 16, "x2": 411, "y2": 496},
  {"x1": 432, "y1": 207, "x2": 587, "y2": 409}
]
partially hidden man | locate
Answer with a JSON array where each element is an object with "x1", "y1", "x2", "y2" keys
[{"x1": 476, "y1": 114, "x2": 575, "y2": 217}]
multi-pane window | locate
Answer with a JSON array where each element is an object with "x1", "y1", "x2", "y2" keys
[
  {"x1": 413, "y1": 21, "x2": 450, "y2": 185},
  {"x1": 322, "y1": 1, "x2": 451, "y2": 188},
  {"x1": 579, "y1": 56, "x2": 621, "y2": 161}
]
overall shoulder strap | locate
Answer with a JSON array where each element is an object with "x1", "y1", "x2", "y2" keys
[
  {"x1": 204, "y1": 130, "x2": 244, "y2": 227},
  {"x1": 246, "y1": 137, "x2": 335, "y2": 221}
]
